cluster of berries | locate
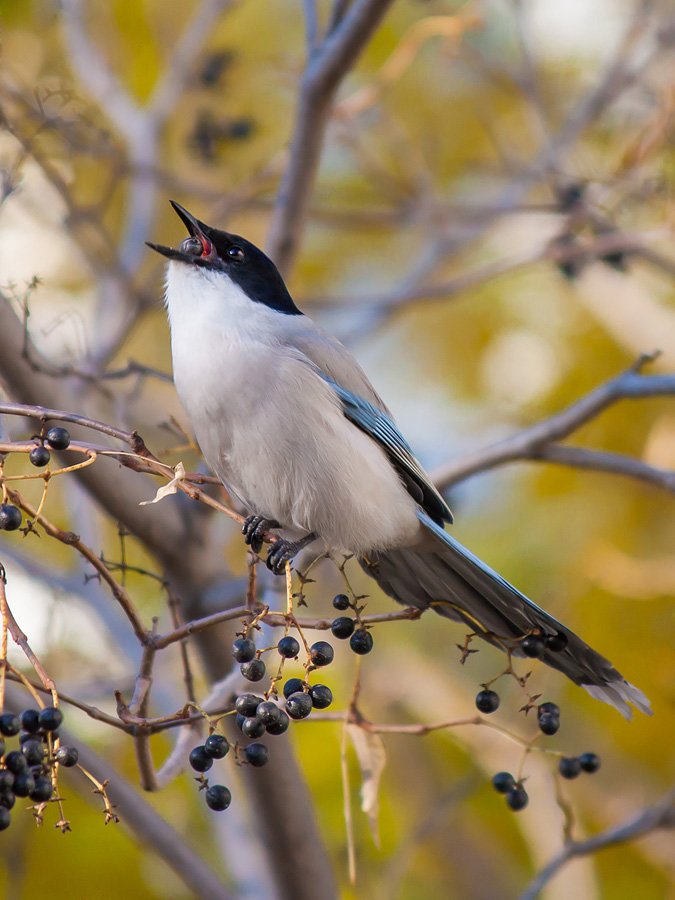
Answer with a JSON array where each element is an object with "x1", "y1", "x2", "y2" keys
[
  {"x1": 188, "y1": 734, "x2": 233, "y2": 811},
  {"x1": 0, "y1": 427, "x2": 72, "y2": 532},
  {"x1": 329, "y1": 594, "x2": 374, "y2": 655},
  {"x1": 0, "y1": 705, "x2": 78, "y2": 831}
]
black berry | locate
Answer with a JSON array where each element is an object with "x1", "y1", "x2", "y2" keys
[
  {"x1": 277, "y1": 636, "x2": 300, "y2": 658},
  {"x1": 475, "y1": 690, "x2": 500, "y2": 714},
  {"x1": 0, "y1": 808, "x2": 10, "y2": 830},
  {"x1": 244, "y1": 742, "x2": 269, "y2": 767},
  {"x1": 232, "y1": 638, "x2": 256, "y2": 663},
  {"x1": 538, "y1": 702, "x2": 560, "y2": 718},
  {"x1": 45, "y1": 426, "x2": 71, "y2": 450},
  {"x1": 282, "y1": 678, "x2": 304, "y2": 699},
  {"x1": 12, "y1": 772, "x2": 35, "y2": 797},
  {"x1": 235, "y1": 694, "x2": 261, "y2": 717},
  {"x1": 0, "y1": 714, "x2": 20, "y2": 737},
  {"x1": 310, "y1": 641, "x2": 334, "y2": 667},
  {"x1": 205, "y1": 784, "x2": 231, "y2": 811},
  {"x1": 538, "y1": 713, "x2": 560, "y2": 736},
  {"x1": 20, "y1": 709, "x2": 40, "y2": 734},
  {"x1": 21, "y1": 740, "x2": 45, "y2": 766},
  {"x1": 349, "y1": 629, "x2": 373, "y2": 655},
  {"x1": 256, "y1": 701, "x2": 281, "y2": 727},
  {"x1": 241, "y1": 717, "x2": 265, "y2": 739},
  {"x1": 545, "y1": 632, "x2": 568, "y2": 652},
  {"x1": 29, "y1": 446, "x2": 50, "y2": 467},
  {"x1": 240, "y1": 659, "x2": 266, "y2": 682},
  {"x1": 506, "y1": 786, "x2": 529, "y2": 811},
  {"x1": 558, "y1": 756, "x2": 582, "y2": 779},
  {"x1": 309, "y1": 684, "x2": 333, "y2": 709},
  {"x1": 5, "y1": 751, "x2": 28, "y2": 774},
  {"x1": 286, "y1": 691, "x2": 313, "y2": 720},
  {"x1": 331, "y1": 617, "x2": 355, "y2": 639},
  {"x1": 235, "y1": 713, "x2": 246, "y2": 732},
  {"x1": 188, "y1": 746, "x2": 213, "y2": 773},
  {"x1": 492, "y1": 772, "x2": 516, "y2": 794},
  {"x1": 38, "y1": 706, "x2": 63, "y2": 732},
  {"x1": 0, "y1": 772, "x2": 14, "y2": 791},
  {"x1": 204, "y1": 735, "x2": 229, "y2": 759},
  {"x1": 521, "y1": 635, "x2": 546, "y2": 659},
  {"x1": 0, "y1": 791, "x2": 15, "y2": 810},
  {"x1": 0, "y1": 505, "x2": 22, "y2": 532},
  {"x1": 579, "y1": 752, "x2": 601, "y2": 774},
  {"x1": 266, "y1": 710, "x2": 290, "y2": 735},
  {"x1": 30, "y1": 776, "x2": 53, "y2": 803},
  {"x1": 54, "y1": 746, "x2": 79, "y2": 767},
  {"x1": 332, "y1": 594, "x2": 350, "y2": 611}
]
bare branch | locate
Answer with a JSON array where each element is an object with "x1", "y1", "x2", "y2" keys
[{"x1": 520, "y1": 787, "x2": 675, "y2": 900}]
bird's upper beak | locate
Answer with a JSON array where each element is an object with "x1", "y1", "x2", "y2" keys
[{"x1": 146, "y1": 201, "x2": 217, "y2": 264}]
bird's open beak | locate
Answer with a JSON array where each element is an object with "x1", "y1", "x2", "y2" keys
[{"x1": 146, "y1": 201, "x2": 216, "y2": 263}]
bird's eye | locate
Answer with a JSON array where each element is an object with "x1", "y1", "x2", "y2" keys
[
  {"x1": 227, "y1": 246, "x2": 244, "y2": 261},
  {"x1": 180, "y1": 237, "x2": 202, "y2": 256}
]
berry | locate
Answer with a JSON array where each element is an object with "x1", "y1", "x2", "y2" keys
[
  {"x1": 579, "y1": 752, "x2": 601, "y2": 774},
  {"x1": 204, "y1": 735, "x2": 229, "y2": 760},
  {"x1": 12, "y1": 773, "x2": 35, "y2": 797},
  {"x1": 5, "y1": 751, "x2": 28, "y2": 775},
  {"x1": 545, "y1": 632, "x2": 568, "y2": 653},
  {"x1": 235, "y1": 713, "x2": 246, "y2": 732},
  {"x1": 30, "y1": 776, "x2": 53, "y2": 803},
  {"x1": 475, "y1": 690, "x2": 500, "y2": 714},
  {"x1": 506, "y1": 786, "x2": 529, "y2": 811},
  {"x1": 0, "y1": 808, "x2": 10, "y2": 830},
  {"x1": 189, "y1": 746, "x2": 213, "y2": 773},
  {"x1": 22, "y1": 740, "x2": 45, "y2": 766},
  {"x1": 558, "y1": 757, "x2": 582, "y2": 780},
  {"x1": 232, "y1": 638, "x2": 256, "y2": 663},
  {"x1": 310, "y1": 641, "x2": 334, "y2": 667},
  {"x1": 244, "y1": 742, "x2": 269, "y2": 767},
  {"x1": 331, "y1": 617, "x2": 355, "y2": 640},
  {"x1": 332, "y1": 594, "x2": 350, "y2": 611},
  {"x1": 538, "y1": 714, "x2": 560, "y2": 736},
  {"x1": 537, "y1": 702, "x2": 560, "y2": 718},
  {"x1": 20, "y1": 709, "x2": 40, "y2": 734},
  {"x1": 309, "y1": 684, "x2": 333, "y2": 709},
  {"x1": 29, "y1": 446, "x2": 50, "y2": 467},
  {"x1": 241, "y1": 717, "x2": 265, "y2": 739},
  {"x1": 0, "y1": 772, "x2": 14, "y2": 791},
  {"x1": 266, "y1": 710, "x2": 290, "y2": 736},
  {"x1": 38, "y1": 706, "x2": 63, "y2": 732},
  {"x1": 0, "y1": 791, "x2": 15, "y2": 810},
  {"x1": 45, "y1": 426, "x2": 71, "y2": 450},
  {"x1": 256, "y1": 701, "x2": 281, "y2": 727},
  {"x1": 54, "y1": 746, "x2": 79, "y2": 767},
  {"x1": 235, "y1": 694, "x2": 261, "y2": 717},
  {"x1": 350, "y1": 629, "x2": 373, "y2": 655},
  {"x1": 521, "y1": 635, "x2": 546, "y2": 659},
  {"x1": 0, "y1": 505, "x2": 22, "y2": 532},
  {"x1": 205, "y1": 784, "x2": 231, "y2": 811},
  {"x1": 492, "y1": 772, "x2": 516, "y2": 794},
  {"x1": 240, "y1": 659, "x2": 266, "y2": 682},
  {"x1": 0, "y1": 714, "x2": 20, "y2": 736},
  {"x1": 286, "y1": 691, "x2": 313, "y2": 720},
  {"x1": 283, "y1": 678, "x2": 304, "y2": 699},
  {"x1": 277, "y1": 636, "x2": 300, "y2": 658}
]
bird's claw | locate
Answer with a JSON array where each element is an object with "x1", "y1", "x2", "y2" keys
[
  {"x1": 242, "y1": 515, "x2": 279, "y2": 554},
  {"x1": 266, "y1": 540, "x2": 296, "y2": 575}
]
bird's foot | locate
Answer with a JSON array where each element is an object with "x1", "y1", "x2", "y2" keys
[
  {"x1": 266, "y1": 532, "x2": 318, "y2": 575},
  {"x1": 242, "y1": 515, "x2": 280, "y2": 554}
]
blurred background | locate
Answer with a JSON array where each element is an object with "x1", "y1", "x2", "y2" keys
[{"x1": 0, "y1": 0, "x2": 673, "y2": 897}]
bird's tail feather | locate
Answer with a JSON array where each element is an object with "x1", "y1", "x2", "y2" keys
[{"x1": 358, "y1": 511, "x2": 651, "y2": 719}]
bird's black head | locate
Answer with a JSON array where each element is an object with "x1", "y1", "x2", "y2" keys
[{"x1": 147, "y1": 201, "x2": 302, "y2": 316}]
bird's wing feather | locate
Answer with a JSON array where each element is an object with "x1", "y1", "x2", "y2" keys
[{"x1": 324, "y1": 377, "x2": 453, "y2": 525}]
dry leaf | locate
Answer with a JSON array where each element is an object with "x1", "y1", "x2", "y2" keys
[
  {"x1": 139, "y1": 462, "x2": 186, "y2": 506},
  {"x1": 346, "y1": 723, "x2": 387, "y2": 847}
]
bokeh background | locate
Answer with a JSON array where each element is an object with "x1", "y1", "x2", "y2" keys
[{"x1": 0, "y1": 0, "x2": 673, "y2": 898}]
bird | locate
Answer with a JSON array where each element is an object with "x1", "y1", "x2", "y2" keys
[{"x1": 148, "y1": 201, "x2": 651, "y2": 720}]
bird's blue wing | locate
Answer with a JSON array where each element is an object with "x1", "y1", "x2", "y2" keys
[{"x1": 323, "y1": 376, "x2": 453, "y2": 525}]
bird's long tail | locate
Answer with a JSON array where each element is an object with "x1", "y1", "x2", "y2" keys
[{"x1": 358, "y1": 511, "x2": 651, "y2": 719}]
